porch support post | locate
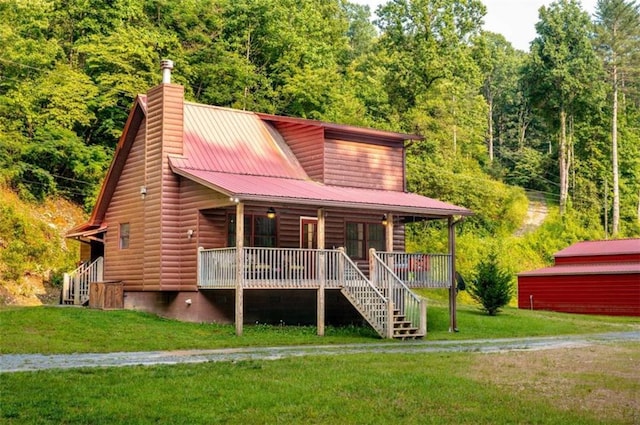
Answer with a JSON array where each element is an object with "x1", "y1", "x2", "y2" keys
[
  {"x1": 385, "y1": 213, "x2": 394, "y2": 253},
  {"x1": 448, "y1": 216, "x2": 457, "y2": 332},
  {"x1": 235, "y1": 202, "x2": 244, "y2": 336},
  {"x1": 317, "y1": 208, "x2": 325, "y2": 336}
]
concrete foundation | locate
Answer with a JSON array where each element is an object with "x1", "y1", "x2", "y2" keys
[{"x1": 123, "y1": 289, "x2": 364, "y2": 326}]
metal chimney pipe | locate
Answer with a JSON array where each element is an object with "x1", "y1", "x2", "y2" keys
[{"x1": 160, "y1": 59, "x2": 174, "y2": 84}]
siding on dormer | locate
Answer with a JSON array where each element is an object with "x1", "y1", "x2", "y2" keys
[
  {"x1": 272, "y1": 122, "x2": 325, "y2": 181},
  {"x1": 323, "y1": 138, "x2": 404, "y2": 191}
]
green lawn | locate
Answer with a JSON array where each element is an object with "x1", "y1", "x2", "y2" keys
[
  {"x1": 1, "y1": 303, "x2": 638, "y2": 424},
  {"x1": 1, "y1": 300, "x2": 638, "y2": 354},
  {"x1": 2, "y1": 346, "x2": 638, "y2": 424}
]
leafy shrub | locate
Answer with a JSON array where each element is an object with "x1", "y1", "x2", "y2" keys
[{"x1": 468, "y1": 251, "x2": 514, "y2": 315}]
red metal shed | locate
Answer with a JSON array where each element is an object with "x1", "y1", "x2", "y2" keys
[{"x1": 518, "y1": 239, "x2": 640, "y2": 316}]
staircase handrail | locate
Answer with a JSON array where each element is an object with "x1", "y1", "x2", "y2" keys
[
  {"x1": 371, "y1": 250, "x2": 426, "y2": 335},
  {"x1": 62, "y1": 257, "x2": 104, "y2": 305},
  {"x1": 337, "y1": 249, "x2": 391, "y2": 338}
]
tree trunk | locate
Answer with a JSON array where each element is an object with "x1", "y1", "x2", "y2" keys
[
  {"x1": 488, "y1": 97, "x2": 494, "y2": 161},
  {"x1": 637, "y1": 188, "x2": 640, "y2": 224},
  {"x1": 559, "y1": 108, "x2": 569, "y2": 215},
  {"x1": 612, "y1": 62, "x2": 620, "y2": 236}
]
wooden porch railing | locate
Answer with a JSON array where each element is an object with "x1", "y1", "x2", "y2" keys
[
  {"x1": 376, "y1": 251, "x2": 452, "y2": 288},
  {"x1": 198, "y1": 247, "x2": 344, "y2": 289},
  {"x1": 198, "y1": 247, "x2": 391, "y2": 337},
  {"x1": 370, "y1": 250, "x2": 426, "y2": 336},
  {"x1": 62, "y1": 257, "x2": 104, "y2": 305}
]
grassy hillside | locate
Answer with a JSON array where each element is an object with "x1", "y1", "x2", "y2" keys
[{"x1": 0, "y1": 185, "x2": 84, "y2": 305}]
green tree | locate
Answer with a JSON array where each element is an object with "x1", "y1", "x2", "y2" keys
[
  {"x1": 594, "y1": 0, "x2": 640, "y2": 235},
  {"x1": 526, "y1": 0, "x2": 604, "y2": 215},
  {"x1": 468, "y1": 251, "x2": 514, "y2": 315}
]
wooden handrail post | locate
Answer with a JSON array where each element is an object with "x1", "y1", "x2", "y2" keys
[
  {"x1": 369, "y1": 248, "x2": 376, "y2": 287},
  {"x1": 386, "y1": 300, "x2": 395, "y2": 339},
  {"x1": 419, "y1": 298, "x2": 427, "y2": 335},
  {"x1": 338, "y1": 247, "x2": 345, "y2": 283},
  {"x1": 63, "y1": 273, "x2": 70, "y2": 303},
  {"x1": 97, "y1": 257, "x2": 104, "y2": 282},
  {"x1": 197, "y1": 246, "x2": 203, "y2": 286},
  {"x1": 73, "y1": 275, "x2": 80, "y2": 305}
]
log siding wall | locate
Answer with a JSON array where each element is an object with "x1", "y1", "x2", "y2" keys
[
  {"x1": 272, "y1": 122, "x2": 324, "y2": 181},
  {"x1": 324, "y1": 139, "x2": 404, "y2": 191},
  {"x1": 104, "y1": 121, "x2": 146, "y2": 288},
  {"x1": 196, "y1": 204, "x2": 405, "y2": 253}
]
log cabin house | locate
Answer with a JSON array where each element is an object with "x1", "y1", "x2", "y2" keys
[{"x1": 65, "y1": 61, "x2": 472, "y2": 339}]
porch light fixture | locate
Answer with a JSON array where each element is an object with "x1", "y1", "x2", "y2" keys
[
  {"x1": 381, "y1": 214, "x2": 388, "y2": 226},
  {"x1": 267, "y1": 207, "x2": 276, "y2": 219},
  {"x1": 140, "y1": 186, "x2": 147, "y2": 200}
]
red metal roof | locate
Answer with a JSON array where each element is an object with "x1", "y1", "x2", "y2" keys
[
  {"x1": 518, "y1": 262, "x2": 640, "y2": 277},
  {"x1": 169, "y1": 165, "x2": 472, "y2": 216},
  {"x1": 256, "y1": 112, "x2": 423, "y2": 143},
  {"x1": 167, "y1": 101, "x2": 470, "y2": 216},
  {"x1": 171, "y1": 102, "x2": 307, "y2": 179},
  {"x1": 555, "y1": 239, "x2": 640, "y2": 258}
]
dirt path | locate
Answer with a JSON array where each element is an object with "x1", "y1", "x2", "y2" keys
[
  {"x1": 515, "y1": 190, "x2": 549, "y2": 236},
  {"x1": 2, "y1": 331, "x2": 638, "y2": 373}
]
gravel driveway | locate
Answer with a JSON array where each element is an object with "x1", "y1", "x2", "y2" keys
[{"x1": 2, "y1": 331, "x2": 638, "y2": 373}]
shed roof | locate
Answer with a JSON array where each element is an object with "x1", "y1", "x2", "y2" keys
[
  {"x1": 518, "y1": 262, "x2": 640, "y2": 277},
  {"x1": 555, "y1": 239, "x2": 640, "y2": 258}
]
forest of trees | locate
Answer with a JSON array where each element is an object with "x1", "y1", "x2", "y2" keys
[{"x1": 0, "y1": 0, "x2": 638, "y2": 269}]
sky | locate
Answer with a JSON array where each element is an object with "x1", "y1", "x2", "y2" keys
[{"x1": 354, "y1": 0, "x2": 599, "y2": 51}]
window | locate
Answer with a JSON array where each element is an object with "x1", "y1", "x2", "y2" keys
[
  {"x1": 119, "y1": 223, "x2": 130, "y2": 249},
  {"x1": 346, "y1": 222, "x2": 385, "y2": 259},
  {"x1": 228, "y1": 214, "x2": 276, "y2": 247}
]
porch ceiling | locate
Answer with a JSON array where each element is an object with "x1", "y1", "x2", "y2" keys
[{"x1": 169, "y1": 160, "x2": 472, "y2": 217}]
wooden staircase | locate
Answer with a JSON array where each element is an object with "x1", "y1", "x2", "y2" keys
[
  {"x1": 338, "y1": 250, "x2": 426, "y2": 340},
  {"x1": 392, "y1": 309, "x2": 423, "y2": 340}
]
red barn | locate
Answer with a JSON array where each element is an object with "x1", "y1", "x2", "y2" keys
[{"x1": 518, "y1": 239, "x2": 640, "y2": 316}]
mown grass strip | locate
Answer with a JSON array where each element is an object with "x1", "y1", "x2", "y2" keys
[
  {"x1": 1, "y1": 302, "x2": 638, "y2": 354},
  {"x1": 2, "y1": 348, "x2": 636, "y2": 425}
]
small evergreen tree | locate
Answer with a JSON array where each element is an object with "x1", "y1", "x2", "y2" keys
[{"x1": 468, "y1": 252, "x2": 514, "y2": 315}]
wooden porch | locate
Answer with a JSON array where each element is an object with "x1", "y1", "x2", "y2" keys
[
  {"x1": 198, "y1": 247, "x2": 453, "y2": 290},
  {"x1": 198, "y1": 247, "x2": 452, "y2": 339}
]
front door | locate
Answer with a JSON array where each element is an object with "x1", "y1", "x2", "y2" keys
[{"x1": 300, "y1": 217, "x2": 318, "y2": 249}]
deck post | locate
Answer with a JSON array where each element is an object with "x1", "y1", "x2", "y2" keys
[
  {"x1": 63, "y1": 273, "x2": 70, "y2": 304},
  {"x1": 317, "y1": 208, "x2": 325, "y2": 336},
  {"x1": 197, "y1": 246, "x2": 203, "y2": 286},
  {"x1": 386, "y1": 300, "x2": 395, "y2": 339},
  {"x1": 419, "y1": 298, "x2": 427, "y2": 335},
  {"x1": 337, "y1": 247, "x2": 345, "y2": 282},
  {"x1": 448, "y1": 216, "x2": 457, "y2": 332},
  {"x1": 96, "y1": 257, "x2": 103, "y2": 282},
  {"x1": 235, "y1": 202, "x2": 244, "y2": 336},
  {"x1": 73, "y1": 274, "x2": 80, "y2": 305}
]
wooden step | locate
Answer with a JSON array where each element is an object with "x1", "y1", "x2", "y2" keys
[{"x1": 393, "y1": 320, "x2": 413, "y2": 328}]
